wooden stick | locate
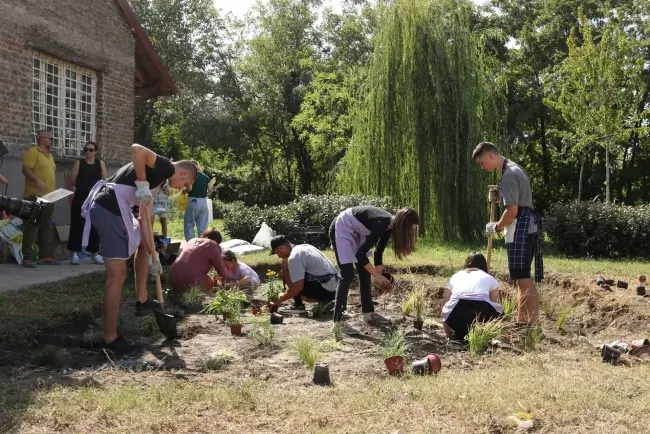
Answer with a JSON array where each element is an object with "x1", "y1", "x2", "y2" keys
[{"x1": 486, "y1": 185, "x2": 499, "y2": 272}]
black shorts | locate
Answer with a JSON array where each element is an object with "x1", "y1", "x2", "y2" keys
[
  {"x1": 445, "y1": 299, "x2": 501, "y2": 342},
  {"x1": 508, "y1": 233, "x2": 537, "y2": 281},
  {"x1": 300, "y1": 280, "x2": 336, "y2": 302}
]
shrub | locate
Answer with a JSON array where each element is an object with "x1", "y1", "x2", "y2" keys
[
  {"x1": 223, "y1": 194, "x2": 397, "y2": 241},
  {"x1": 545, "y1": 201, "x2": 650, "y2": 258}
]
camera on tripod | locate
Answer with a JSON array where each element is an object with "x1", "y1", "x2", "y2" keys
[{"x1": 0, "y1": 195, "x2": 54, "y2": 227}]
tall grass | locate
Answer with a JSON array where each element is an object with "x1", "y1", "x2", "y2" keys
[
  {"x1": 290, "y1": 335, "x2": 320, "y2": 370},
  {"x1": 466, "y1": 319, "x2": 506, "y2": 355}
]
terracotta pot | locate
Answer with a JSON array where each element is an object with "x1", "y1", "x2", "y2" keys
[
  {"x1": 411, "y1": 358, "x2": 429, "y2": 375},
  {"x1": 313, "y1": 363, "x2": 331, "y2": 385},
  {"x1": 413, "y1": 319, "x2": 424, "y2": 331},
  {"x1": 270, "y1": 312, "x2": 284, "y2": 325},
  {"x1": 617, "y1": 280, "x2": 628, "y2": 289},
  {"x1": 384, "y1": 355, "x2": 404, "y2": 375},
  {"x1": 630, "y1": 339, "x2": 650, "y2": 350},
  {"x1": 426, "y1": 354, "x2": 442, "y2": 373},
  {"x1": 251, "y1": 304, "x2": 262, "y2": 315},
  {"x1": 230, "y1": 325, "x2": 242, "y2": 335},
  {"x1": 638, "y1": 275, "x2": 647, "y2": 284},
  {"x1": 637, "y1": 286, "x2": 646, "y2": 296}
]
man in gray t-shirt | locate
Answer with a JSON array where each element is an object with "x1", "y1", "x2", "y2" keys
[
  {"x1": 269, "y1": 235, "x2": 337, "y2": 310},
  {"x1": 473, "y1": 141, "x2": 542, "y2": 325}
]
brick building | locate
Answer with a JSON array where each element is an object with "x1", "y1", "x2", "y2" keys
[{"x1": 0, "y1": 0, "x2": 176, "y2": 225}]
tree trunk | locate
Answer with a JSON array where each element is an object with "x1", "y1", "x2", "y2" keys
[
  {"x1": 539, "y1": 105, "x2": 550, "y2": 185},
  {"x1": 578, "y1": 156, "x2": 585, "y2": 201},
  {"x1": 605, "y1": 142, "x2": 611, "y2": 204}
]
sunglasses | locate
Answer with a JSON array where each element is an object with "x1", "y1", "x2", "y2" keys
[{"x1": 83, "y1": 148, "x2": 96, "y2": 152}]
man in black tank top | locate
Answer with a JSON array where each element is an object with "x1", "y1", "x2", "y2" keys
[{"x1": 68, "y1": 141, "x2": 106, "y2": 265}]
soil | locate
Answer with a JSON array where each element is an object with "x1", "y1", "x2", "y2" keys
[{"x1": 3, "y1": 266, "x2": 650, "y2": 385}]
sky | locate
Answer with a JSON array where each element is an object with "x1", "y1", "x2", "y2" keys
[{"x1": 213, "y1": 0, "x2": 489, "y2": 19}]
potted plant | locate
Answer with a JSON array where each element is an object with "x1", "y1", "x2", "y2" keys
[
  {"x1": 203, "y1": 289, "x2": 247, "y2": 320},
  {"x1": 226, "y1": 312, "x2": 243, "y2": 336},
  {"x1": 402, "y1": 287, "x2": 426, "y2": 330},
  {"x1": 379, "y1": 328, "x2": 408, "y2": 375},
  {"x1": 264, "y1": 270, "x2": 283, "y2": 313}
]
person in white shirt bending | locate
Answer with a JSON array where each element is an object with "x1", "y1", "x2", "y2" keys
[{"x1": 441, "y1": 252, "x2": 503, "y2": 342}]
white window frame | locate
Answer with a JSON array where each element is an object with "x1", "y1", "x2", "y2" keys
[{"x1": 32, "y1": 52, "x2": 97, "y2": 158}]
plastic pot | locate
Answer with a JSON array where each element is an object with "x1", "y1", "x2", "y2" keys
[
  {"x1": 601, "y1": 344, "x2": 622, "y2": 363},
  {"x1": 413, "y1": 319, "x2": 424, "y2": 331},
  {"x1": 637, "y1": 286, "x2": 646, "y2": 296},
  {"x1": 313, "y1": 363, "x2": 331, "y2": 385},
  {"x1": 604, "y1": 279, "x2": 615, "y2": 286},
  {"x1": 230, "y1": 325, "x2": 242, "y2": 335},
  {"x1": 617, "y1": 280, "x2": 628, "y2": 289},
  {"x1": 411, "y1": 358, "x2": 429, "y2": 375},
  {"x1": 381, "y1": 272, "x2": 395, "y2": 283},
  {"x1": 426, "y1": 354, "x2": 442, "y2": 373},
  {"x1": 384, "y1": 355, "x2": 404, "y2": 375},
  {"x1": 270, "y1": 312, "x2": 284, "y2": 325},
  {"x1": 595, "y1": 276, "x2": 606, "y2": 286}
]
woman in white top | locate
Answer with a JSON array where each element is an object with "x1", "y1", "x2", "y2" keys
[
  {"x1": 221, "y1": 249, "x2": 261, "y2": 289},
  {"x1": 441, "y1": 252, "x2": 503, "y2": 341}
]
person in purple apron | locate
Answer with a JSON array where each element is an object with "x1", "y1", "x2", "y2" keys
[
  {"x1": 329, "y1": 206, "x2": 420, "y2": 335},
  {"x1": 441, "y1": 252, "x2": 503, "y2": 342},
  {"x1": 472, "y1": 141, "x2": 543, "y2": 325},
  {"x1": 81, "y1": 144, "x2": 198, "y2": 355}
]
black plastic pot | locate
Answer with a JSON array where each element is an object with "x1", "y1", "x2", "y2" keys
[
  {"x1": 381, "y1": 272, "x2": 395, "y2": 283},
  {"x1": 270, "y1": 312, "x2": 284, "y2": 325},
  {"x1": 313, "y1": 363, "x2": 331, "y2": 385},
  {"x1": 411, "y1": 358, "x2": 429, "y2": 375},
  {"x1": 617, "y1": 280, "x2": 628, "y2": 289},
  {"x1": 604, "y1": 279, "x2": 615, "y2": 286},
  {"x1": 413, "y1": 319, "x2": 424, "y2": 331},
  {"x1": 595, "y1": 276, "x2": 606, "y2": 286},
  {"x1": 601, "y1": 344, "x2": 622, "y2": 363},
  {"x1": 637, "y1": 286, "x2": 646, "y2": 296}
]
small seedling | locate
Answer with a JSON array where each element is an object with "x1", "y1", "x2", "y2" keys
[
  {"x1": 251, "y1": 321, "x2": 276, "y2": 346},
  {"x1": 203, "y1": 289, "x2": 247, "y2": 316},
  {"x1": 182, "y1": 284, "x2": 205, "y2": 312},
  {"x1": 33, "y1": 345, "x2": 68, "y2": 368},
  {"x1": 332, "y1": 322, "x2": 346, "y2": 342},
  {"x1": 290, "y1": 334, "x2": 321, "y2": 370},
  {"x1": 499, "y1": 292, "x2": 518, "y2": 320},
  {"x1": 138, "y1": 315, "x2": 159, "y2": 337},
  {"x1": 466, "y1": 319, "x2": 506, "y2": 356},
  {"x1": 556, "y1": 308, "x2": 573, "y2": 331},
  {"x1": 519, "y1": 325, "x2": 543, "y2": 351},
  {"x1": 378, "y1": 328, "x2": 408, "y2": 359},
  {"x1": 201, "y1": 350, "x2": 234, "y2": 371},
  {"x1": 402, "y1": 286, "x2": 426, "y2": 320},
  {"x1": 539, "y1": 293, "x2": 559, "y2": 319},
  {"x1": 82, "y1": 327, "x2": 103, "y2": 347},
  {"x1": 263, "y1": 273, "x2": 283, "y2": 304}
]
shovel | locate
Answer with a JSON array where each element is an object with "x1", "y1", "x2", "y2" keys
[
  {"x1": 141, "y1": 205, "x2": 177, "y2": 340},
  {"x1": 486, "y1": 184, "x2": 499, "y2": 272}
]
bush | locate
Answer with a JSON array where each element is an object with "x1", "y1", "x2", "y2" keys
[
  {"x1": 212, "y1": 199, "x2": 243, "y2": 220},
  {"x1": 223, "y1": 194, "x2": 397, "y2": 241},
  {"x1": 545, "y1": 201, "x2": 650, "y2": 258}
]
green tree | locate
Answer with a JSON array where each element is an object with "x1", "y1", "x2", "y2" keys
[
  {"x1": 544, "y1": 7, "x2": 646, "y2": 202},
  {"x1": 338, "y1": 0, "x2": 504, "y2": 240}
]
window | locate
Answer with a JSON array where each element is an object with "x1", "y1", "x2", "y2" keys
[{"x1": 32, "y1": 52, "x2": 97, "y2": 158}]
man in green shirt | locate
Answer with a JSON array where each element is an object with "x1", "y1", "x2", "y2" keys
[{"x1": 183, "y1": 168, "x2": 212, "y2": 240}]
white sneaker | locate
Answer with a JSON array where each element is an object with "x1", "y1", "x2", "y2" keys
[
  {"x1": 71, "y1": 253, "x2": 80, "y2": 265},
  {"x1": 91, "y1": 254, "x2": 104, "y2": 265},
  {"x1": 363, "y1": 312, "x2": 392, "y2": 325}
]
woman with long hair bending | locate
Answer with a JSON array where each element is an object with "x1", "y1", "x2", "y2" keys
[{"x1": 329, "y1": 206, "x2": 419, "y2": 335}]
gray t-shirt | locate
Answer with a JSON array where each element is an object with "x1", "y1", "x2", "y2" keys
[
  {"x1": 501, "y1": 161, "x2": 537, "y2": 233},
  {"x1": 288, "y1": 244, "x2": 338, "y2": 292}
]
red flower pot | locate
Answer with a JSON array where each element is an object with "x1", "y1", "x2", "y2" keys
[
  {"x1": 230, "y1": 325, "x2": 242, "y2": 335},
  {"x1": 426, "y1": 354, "x2": 442, "y2": 373},
  {"x1": 384, "y1": 356, "x2": 404, "y2": 375}
]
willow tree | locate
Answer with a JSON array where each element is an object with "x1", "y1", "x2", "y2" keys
[{"x1": 337, "y1": 0, "x2": 504, "y2": 241}]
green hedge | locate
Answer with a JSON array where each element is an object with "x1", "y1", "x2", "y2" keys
[
  {"x1": 544, "y1": 201, "x2": 650, "y2": 258},
  {"x1": 223, "y1": 194, "x2": 397, "y2": 241}
]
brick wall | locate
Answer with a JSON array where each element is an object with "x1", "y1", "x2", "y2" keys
[{"x1": 0, "y1": 0, "x2": 135, "y2": 167}]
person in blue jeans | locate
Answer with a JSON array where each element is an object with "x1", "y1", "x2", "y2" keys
[{"x1": 184, "y1": 169, "x2": 212, "y2": 241}]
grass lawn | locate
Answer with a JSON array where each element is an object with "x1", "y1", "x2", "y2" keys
[{"x1": 2, "y1": 228, "x2": 650, "y2": 433}]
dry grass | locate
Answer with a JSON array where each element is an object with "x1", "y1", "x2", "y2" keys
[{"x1": 4, "y1": 354, "x2": 650, "y2": 433}]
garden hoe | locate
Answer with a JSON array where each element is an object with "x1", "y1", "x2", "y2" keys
[
  {"x1": 486, "y1": 184, "x2": 499, "y2": 272},
  {"x1": 141, "y1": 206, "x2": 177, "y2": 340}
]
